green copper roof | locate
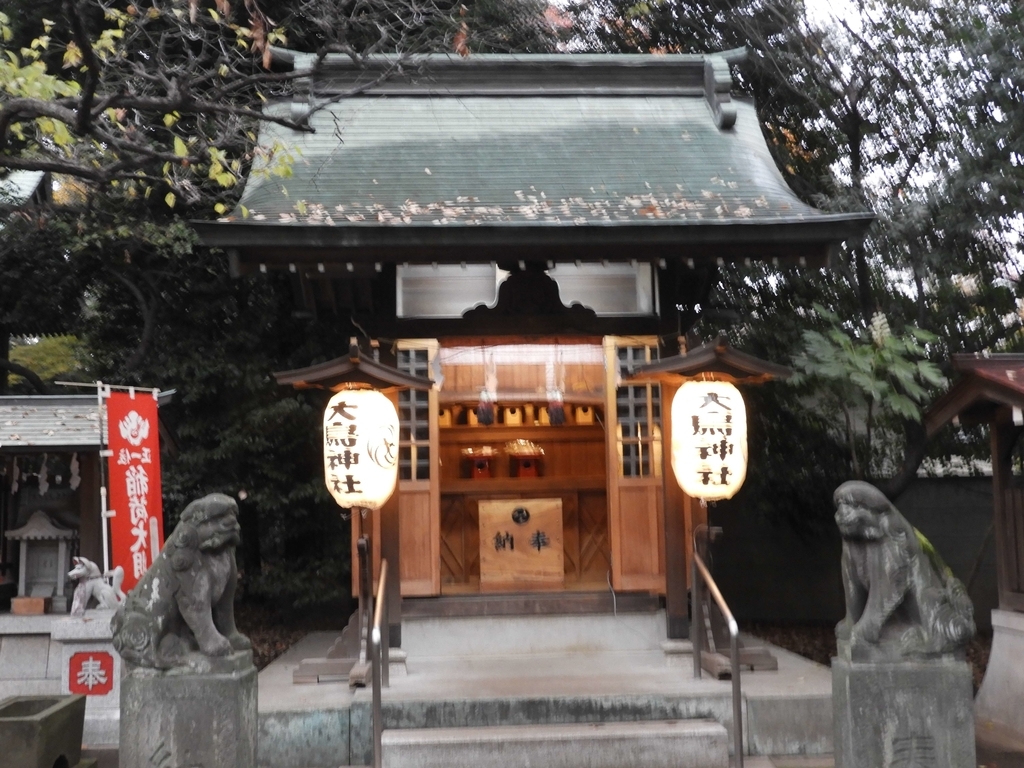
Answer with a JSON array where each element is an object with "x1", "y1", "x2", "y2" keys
[
  {"x1": 198, "y1": 54, "x2": 872, "y2": 264},
  {"x1": 235, "y1": 96, "x2": 823, "y2": 227}
]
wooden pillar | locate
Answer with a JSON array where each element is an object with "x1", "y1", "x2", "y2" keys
[
  {"x1": 77, "y1": 453, "x2": 103, "y2": 565},
  {"x1": 662, "y1": 380, "x2": 688, "y2": 639},
  {"x1": 380, "y1": 492, "x2": 402, "y2": 648},
  {"x1": 18, "y1": 540, "x2": 27, "y2": 596},
  {"x1": 382, "y1": 389, "x2": 402, "y2": 648},
  {"x1": 347, "y1": 389, "x2": 405, "y2": 645},
  {"x1": 0, "y1": 455, "x2": 11, "y2": 569},
  {"x1": 991, "y1": 413, "x2": 1023, "y2": 610}
]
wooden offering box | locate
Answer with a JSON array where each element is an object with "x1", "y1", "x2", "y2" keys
[
  {"x1": 479, "y1": 498, "x2": 564, "y2": 592},
  {"x1": 461, "y1": 447, "x2": 497, "y2": 479}
]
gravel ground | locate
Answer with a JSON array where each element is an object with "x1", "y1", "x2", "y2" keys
[{"x1": 235, "y1": 601, "x2": 348, "y2": 670}]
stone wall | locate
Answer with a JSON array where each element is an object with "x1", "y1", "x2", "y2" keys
[
  {"x1": 0, "y1": 610, "x2": 120, "y2": 746},
  {"x1": 0, "y1": 614, "x2": 63, "y2": 699}
]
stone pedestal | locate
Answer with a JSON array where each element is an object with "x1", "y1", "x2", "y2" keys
[
  {"x1": 119, "y1": 652, "x2": 257, "y2": 768},
  {"x1": 52, "y1": 610, "x2": 120, "y2": 746},
  {"x1": 975, "y1": 609, "x2": 1024, "y2": 740},
  {"x1": 833, "y1": 655, "x2": 975, "y2": 768}
]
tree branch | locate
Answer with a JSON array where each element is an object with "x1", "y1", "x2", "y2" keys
[
  {"x1": 109, "y1": 272, "x2": 158, "y2": 373},
  {"x1": 65, "y1": 0, "x2": 102, "y2": 136},
  {"x1": 878, "y1": 419, "x2": 928, "y2": 501},
  {"x1": 0, "y1": 360, "x2": 50, "y2": 394}
]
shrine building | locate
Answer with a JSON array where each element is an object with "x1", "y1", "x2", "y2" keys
[{"x1": 195, "y1": 51, "x2": 872, "y2": 640}]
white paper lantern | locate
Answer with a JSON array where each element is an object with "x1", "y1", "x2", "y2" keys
[
  {"x1": 671, "y1": 381, "x2": 748, "y2": 501},
  {"x1": 323, "y1": 389, "x2": 399, "y2": 511}
]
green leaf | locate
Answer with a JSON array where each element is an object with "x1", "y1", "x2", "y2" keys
[
  {"x1": 889, "y1": 394, "x2": 922, "y2": 421},
  {"x1": 164, "y1": 192, "x2": 176, "y2": 208},
  {"x1": 173, "y1": 136, "x2": 187, "y2": 157},
  {"x1": 917, "y1": 361, "x2": 947, "y2": 387}
]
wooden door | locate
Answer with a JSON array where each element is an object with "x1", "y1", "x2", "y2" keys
[
  {"x1": 396, "y1": 342, "x2": 441, "y2": 596},
  {"x1": 605, "y1": 337, "x2": 666, "y2": 593}
]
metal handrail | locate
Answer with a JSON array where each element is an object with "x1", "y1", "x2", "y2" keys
[
  {"x1": 370, "y1": 559, "x2": 389, "y2": 768},
  {"x1": 692, "y1": 550, "x2": 743, "y2": 768},
  {"x1": 358, "y1": 537, "x2": 372, "y2": 666}
]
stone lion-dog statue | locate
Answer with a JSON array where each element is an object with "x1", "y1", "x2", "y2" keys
[
  {"x1": 834, "y1": 480, "x2": 975, "y2": 659},
  {"x1": 111, "y1": 493, "x2": 251, "y2": 669}
]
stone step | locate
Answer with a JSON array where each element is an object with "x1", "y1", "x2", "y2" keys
[
  {"x1": 381, "y1": 719, "x2": 729, "y2": 768},
  {"x1": 401, "y1": 611, "x2": 666, "y2": 658},
  {"x1": 402, "y1": 592, "x2": 661, "y2": 619}
]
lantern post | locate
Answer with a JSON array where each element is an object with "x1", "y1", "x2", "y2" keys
[
  {"x1": 273, "y1": 340, "x2": 433, "y2": 675},
  {"x1": 631, "y1": 334, "x2": 792, "y2": 641}
]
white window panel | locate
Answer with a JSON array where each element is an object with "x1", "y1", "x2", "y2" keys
[
  {"x1": 549, "y1": 262, "x2": 656, "y2": 316},
  {"x1": 396, "y1": 264, "x2": 504, "y2": 318}
]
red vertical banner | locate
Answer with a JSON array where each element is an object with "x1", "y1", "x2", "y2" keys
[{"x1": 106, "y1": 391, "x2": 164, "y2": 593}]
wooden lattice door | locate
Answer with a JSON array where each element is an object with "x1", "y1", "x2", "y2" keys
[{"x1": 605, "y1": 337, "x2": 665, "y2": 593}]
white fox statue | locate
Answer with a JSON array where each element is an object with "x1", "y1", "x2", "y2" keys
[{"x1": 69, "y1": 556, "x2": 125, "y2": 616}]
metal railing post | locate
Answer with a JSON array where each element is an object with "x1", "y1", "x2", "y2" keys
[
  {"x1": 730, "y1": 628, "x2": 742, "y2": 768},
  {"x1": 382, "y1": 581, "x2": 390, "y2": 689},
  {"x1": 371, "y1": 625, "x2": 382, "y2": 768},
  {"x1": 693, "y1": 552, "x2": 743, "y2": 768},
  {"x1": 358, "y1": 535, "x2": 371, "y2": 665},
  {"x1": 371, "y1": 559, "x2": 388, "y2": 768},
  {"x1": 691, "y1": 556, "x2": 702, "y2": 679}
]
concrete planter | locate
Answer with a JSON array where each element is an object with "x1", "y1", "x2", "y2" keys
[{"x1": 0, "y1": 694, "x2": 86, "y2": 768}]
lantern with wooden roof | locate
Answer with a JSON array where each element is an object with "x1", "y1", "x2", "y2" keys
[
  {"x1": 274, "y1": 340, "x2": 433, "y2": 513},
  {"x1": 634, "y1": 333, "x2": 792, "y2": 501}
]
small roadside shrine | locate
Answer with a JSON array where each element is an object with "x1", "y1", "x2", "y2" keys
[
  {"x1": 0, "y1": 395, "x2": 106, "y2": 612},
  {"x1": 0, "y1": 389, "x2": 167, "y2": 611},
  {"x1": 195, "y1": 51, "x2": 872, "y2": 641},
  {"x1": 0, "y1": 387, "x2": 168, "y2": 743}
]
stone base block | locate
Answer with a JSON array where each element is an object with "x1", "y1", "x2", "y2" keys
[
  {"x1": 120, "y1": 659, "x2": 257, "y2": 768},
  {"x1": 52, "y1": 611, "x2": 121, "y2": 747},
  {"x1": 975, "y1": 609, "x2": 1024, "y2": 739},
  {"x1": 832, "y1": 656, "x2": 975, "y2": 768}
]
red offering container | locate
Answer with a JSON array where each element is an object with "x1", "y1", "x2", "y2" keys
[
  {"x1": 462, "y1": 447, "x2": 496, "y2": 479},
  {"x1": 506, "y1": 440, "x2": 544, "y2": 478}
]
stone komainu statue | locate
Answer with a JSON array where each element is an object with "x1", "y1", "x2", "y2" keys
[
  {"x1": 834, "y1": 481, "x2": 975, "y2": 658},
  {"x1": 111, "y1": 493, "x2": 251, "y2": 669}
]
